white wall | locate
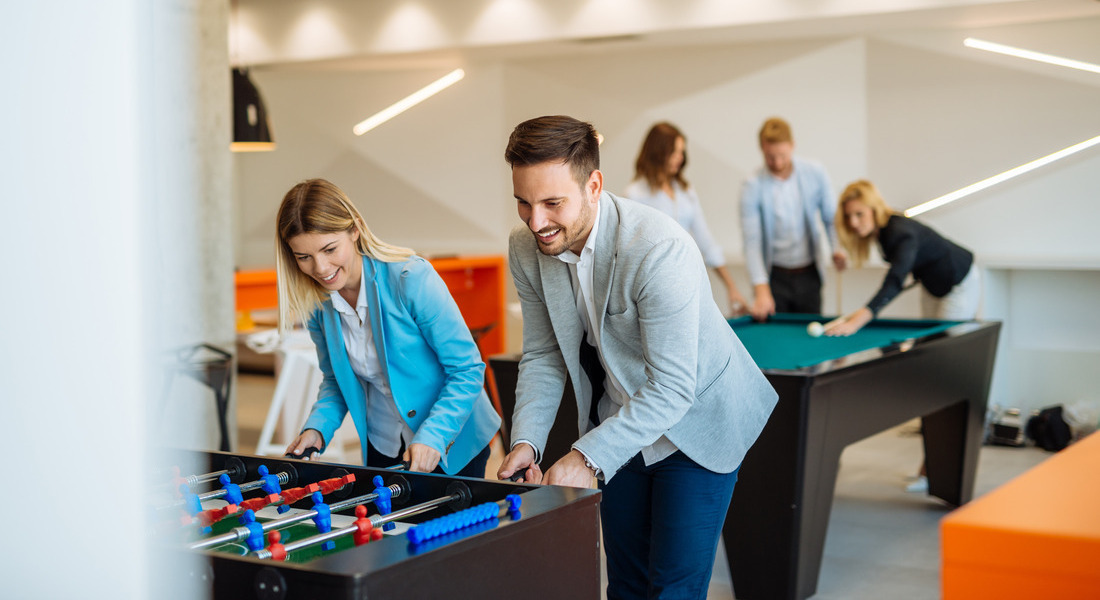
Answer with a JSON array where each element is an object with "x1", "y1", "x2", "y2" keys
[
  {"x1": 235, "y1": 16, "x2": 1100, "y2": 414},
  {"x1": 236, "y1": 65, "x2": 511, "y2": 264}
]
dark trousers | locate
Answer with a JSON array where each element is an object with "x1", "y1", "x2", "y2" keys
[
  {"x1": 599, "y1": 451, "x2": 739, "y2": 600},
  {"x1": 365, "y1": 439, "x2": 492, "y2": 479},
  {"x1": 769, "y1": 264, "x2": 822, "y2": 313}
]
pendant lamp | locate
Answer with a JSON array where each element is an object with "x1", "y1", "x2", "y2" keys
[{"x1": 231, "y1": 67, "x2": 275, "y2": 152}]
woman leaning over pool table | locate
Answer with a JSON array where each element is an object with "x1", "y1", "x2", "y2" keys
[
  {"x1": 275, "y1": 178, "x2": 500, "y2": 477},
  {"x1": 825, "y1": 179, "x2": 982, "y2": 336}
]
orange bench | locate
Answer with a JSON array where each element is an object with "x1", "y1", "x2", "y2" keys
[{"x1": 941, "y1": 430, "x2": 1100, "y2": 598}]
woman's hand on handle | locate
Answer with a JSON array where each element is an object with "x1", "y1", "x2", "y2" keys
[
  {"x1": 285, "y1": 429, "x2": 325, "y2": 460},
  {"x1": 403, "y1": 443, "x2": 442, "y2": 473}
]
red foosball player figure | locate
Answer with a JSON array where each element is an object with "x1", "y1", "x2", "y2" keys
[
  {"x1": 352, "y1": 505, "x2": 384, "y2": 546},
  {"x1": 267, "y1": 530, "x2": 287, "y2": 562}
]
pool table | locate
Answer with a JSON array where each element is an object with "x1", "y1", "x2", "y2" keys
[
  {"x1": 723, "y1": 314, "x2": 1000, "y2": 600},
  {"x1": 488, "y1": 314, "x2": 1001, "y2": 600}
]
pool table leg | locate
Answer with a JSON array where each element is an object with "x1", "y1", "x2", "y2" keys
[
  {"x1": 724, "y1": 379, "x2": 826, "y2": 600},
  {"x1": 922, "y1": 399, "x2": 982, "y2": 506}
]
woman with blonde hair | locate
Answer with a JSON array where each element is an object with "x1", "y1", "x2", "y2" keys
[
  {"x1": 827, "y1": 179, "x2": 981, "y2": 336},
  {"x1": 624, "y1": 122, "x2": 748, "y2": 315},
  {"x1": 829, "y1": 179, "x2": 981, "y2": 493},
  {"x1": 276, "y1": 178, "x2": 500, "y2": 476}
]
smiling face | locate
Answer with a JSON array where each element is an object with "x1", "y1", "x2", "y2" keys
[
  {"x1": 513, "y1": 161, "x2": 601, "y2": 256},
  {"x1": 286, "y1": 229, "x2": 363, "y2": 295},
  {"x1": 843, "y1": 199, "x2": 878, "y2": 239}
]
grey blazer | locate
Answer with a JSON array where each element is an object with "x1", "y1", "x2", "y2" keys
[{"x1": 508, "y1": 191, "x2": 778, "y2": 482}]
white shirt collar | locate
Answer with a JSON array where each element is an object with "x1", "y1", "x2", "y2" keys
[{"x1": 330, "y1": 261, "x2": 367, "y2": 317}]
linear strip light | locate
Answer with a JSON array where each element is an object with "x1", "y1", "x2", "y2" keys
[
  {"x1": 963, "y1": 38, "x2": 1100, "y2": 75},
  {"x1": 904, "y1": 134, "x2": 1100, "y2": 217},
  {"x1": 352, "y1": 68, "x2": 465, "y2": 136}
]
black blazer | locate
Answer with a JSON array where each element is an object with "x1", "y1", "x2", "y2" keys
[{"x1": 867, "y1": 215, "x2": 973, "y2": 315}]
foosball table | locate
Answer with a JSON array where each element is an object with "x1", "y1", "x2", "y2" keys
[{"x1": 152, "y1": 450, "x2": 601, "y2": 599}]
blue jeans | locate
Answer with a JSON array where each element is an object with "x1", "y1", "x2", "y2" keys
[
  {"x1": 365, "y1": 439, "x2": 491, "y2": 479},
  {"x1": 600, "y1": 451, "x2": 738, "y2": 600}
]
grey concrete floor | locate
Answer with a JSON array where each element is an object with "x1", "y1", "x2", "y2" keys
[
  {"x1": 706, "y1": 421, "x2": 1051, "y2": 600},
  {"x1": 236, "y1": 372, "x2": 1054, "y2": 600}
]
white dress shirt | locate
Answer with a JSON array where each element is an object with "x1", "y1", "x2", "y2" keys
[
  {"x1": 769, "y1": 174, "x2": 814, "y2": 269},
  {"x1": 554, "y1": 199, "x2": 679, "y2": 470},
  {"x1": 330, "y1": 273, "x2": 412, "y2": 458}
]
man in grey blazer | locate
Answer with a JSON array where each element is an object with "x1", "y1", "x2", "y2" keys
[{"x1": 497, "y1": 115, "x2": 778, "y2": 599}]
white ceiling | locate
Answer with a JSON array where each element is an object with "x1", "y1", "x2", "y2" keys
[{"x1": 234, "y1": 0, "x2": 1100, "y2": 71}]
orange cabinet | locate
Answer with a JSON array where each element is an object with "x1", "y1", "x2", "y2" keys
[
  {"x1": 427, "y1": 255, "x2": 507, "y2": 359},
  {"x1": 234, "y1": 269, "x2": 279, "y2": 313}
]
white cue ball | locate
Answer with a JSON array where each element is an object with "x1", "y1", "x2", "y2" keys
[{"x1": 807, "y1": 321, "x2": 824, "y2": 338}]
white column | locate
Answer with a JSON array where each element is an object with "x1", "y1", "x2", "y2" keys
[{"x1": 0, "y1": 1, "x2": 231, "y2": 598}]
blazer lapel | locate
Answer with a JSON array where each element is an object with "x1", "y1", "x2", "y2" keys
[
  {"x1": 591, "y1": 192, "x2": 617, "y2": 334},
  {"x1": 532, "y1": 247, "x2": 588, "y2": 408},
  {"x1": 538, "y1": 251, "x2": 583, "y2": 355},
  {"x1": 361, "y1": 256, "x2": 389, "y2": 377}
]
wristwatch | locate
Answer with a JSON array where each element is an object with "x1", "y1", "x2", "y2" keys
[{"x1": 581, "y1": 454, "x2": 602, "y2": 478}]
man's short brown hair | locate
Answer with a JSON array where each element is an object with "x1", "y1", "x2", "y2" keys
[
  {"x1": 759, "y1": 117, "x2": 793, "y2": 146},
  {"x1": 505, "y1": 115, "x2": 601, "y2": 187}
]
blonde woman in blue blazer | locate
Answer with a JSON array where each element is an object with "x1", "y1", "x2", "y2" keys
[{"x1": 276, "y1": 179, "x2": 500, "y2": 476}]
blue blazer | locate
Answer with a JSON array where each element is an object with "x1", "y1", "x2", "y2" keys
[{"x1": 302, "y1": 255, "x2": 501, "y2": 474}]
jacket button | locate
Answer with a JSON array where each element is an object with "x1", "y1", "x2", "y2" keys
[{"x1": 407, "y1": 409, "x2": 416, "y2": 418}]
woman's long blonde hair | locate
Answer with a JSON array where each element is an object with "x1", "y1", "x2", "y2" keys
[
  {"x1": 835, "y1": 179, "x2": 895, "y2": 267},
  {"x1": 275, "y1": 178, "x2": 414, "y2": 335}
]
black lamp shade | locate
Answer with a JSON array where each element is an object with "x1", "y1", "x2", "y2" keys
[{"x1": 232, "y1": 68, "x2": 275, "y2": 151}]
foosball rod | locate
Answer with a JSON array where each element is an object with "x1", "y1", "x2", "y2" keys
[
  {"x1": 188, "y1": 482, "x2": 404, "y2": 551},
  {"x1": 175, "y1": 469, "x2": 231, "y2": 488},
  {"x1": 157, "y1": 470, "x2": 294, "y2": 512},
  {"x1": 195, "y1": 470, "x2": 293, "y2": 503},
  {"x1": 252, "y1": 490, "x2": 460, "y2": 560},
  {"x1": 152, "y1": 466, "x2": 239, "y2": 493}
]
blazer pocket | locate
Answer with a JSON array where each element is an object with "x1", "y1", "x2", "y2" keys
[
  {"x1": 605, "y1": 289, "x2": 635, "y2": 317},
  {"x1": 603, "y1": 311, "x2": 641, "y2": 347},
  {"x1": 697, "y1": 351, "x2": 732, "y2": 397},
  {"x1": 605, "y1": 300, "x2": 636, "y2": 318}
]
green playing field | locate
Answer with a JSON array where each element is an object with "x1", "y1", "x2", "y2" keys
[{"x1": 193, "y1": 510, "x2": 376, "y2": 564}]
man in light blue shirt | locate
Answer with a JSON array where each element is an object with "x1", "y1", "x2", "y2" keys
[{"x1": 740, "y1": 117, "x2": 847, "y2": 320}]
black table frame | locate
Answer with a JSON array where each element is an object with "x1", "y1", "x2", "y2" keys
[{"x1": 490, "y1": 320, "x2": 1000, "y2": 600}]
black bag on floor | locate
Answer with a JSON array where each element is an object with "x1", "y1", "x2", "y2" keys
[{"x1": 1025, "y1": 405, "x2": 1072, "y2": 452}]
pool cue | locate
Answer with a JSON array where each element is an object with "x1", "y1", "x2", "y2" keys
[
  {"x1": 835, "y1": 269, "x2": 842, "y2": 314},
  {"x1": 826, "y1": 278, "x2": 920, "y2": 332}
]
